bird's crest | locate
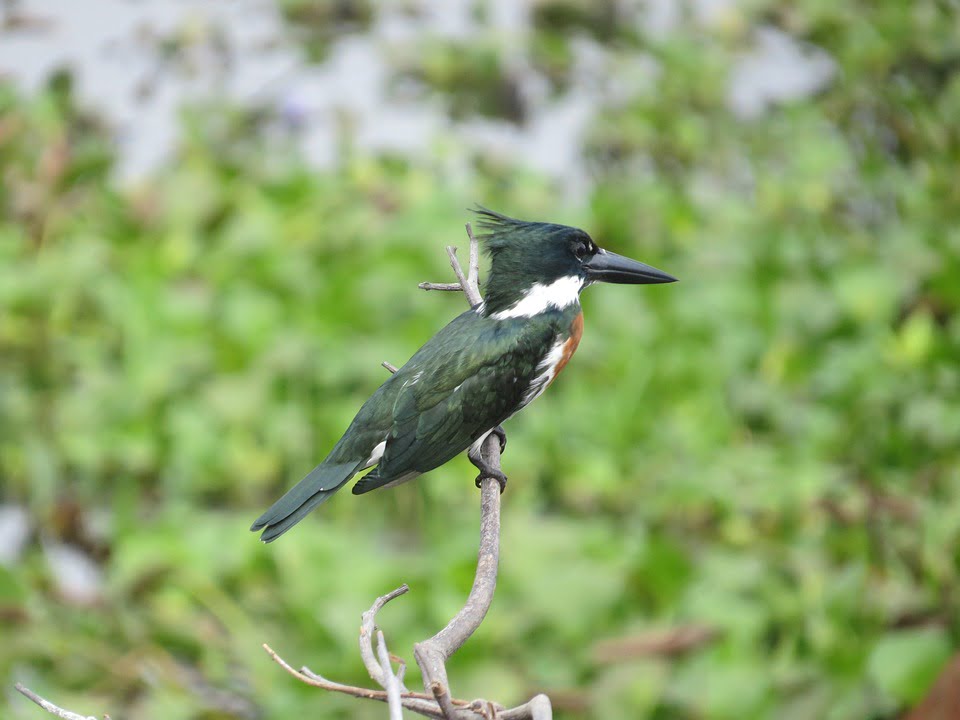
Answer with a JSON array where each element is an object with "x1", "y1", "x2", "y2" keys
[{"x1": 472, "y1": 206, "x2": 540, "y2": 255}]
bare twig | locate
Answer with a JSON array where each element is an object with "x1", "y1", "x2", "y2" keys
[
  {"x1": 429, "y1": 681, "x2": 462, "y2": 720},
  {"x1": 378, "y1": 630, "x2": 404, "y2": 720},
  {"x1": 396, "y1": 654, "x2": 407, "y2": 685},
  {"x1": 359, "y1": 584, "x2": 410, "y2": 690},
  {"x1": 265, "y1": 644, "x2": 446, "y2": 718},
  {"x1": 465, "y1": 223, "x2": 480, "y2": 292},
  {"x1": 13, "y1": 683, "x2": 105, "y2": 720},
  {"x1": 383, "y1": 361, "x2": 399, "y2": 374},
  {"x1": 267, "y1": 644, "x2": 383, "y2": 699},
  {"x1": 418, "y1": 224, "x2": 482, "y2": 305},
  {"x1": 418, "y1": 281, "x2": 466, "y2": 292},
  {"x1": 445, "y1": 246, "x2": 472, "y2": 300},
  {"x1": 500, "y1": 695, "x2": 554, "y2": 720}
]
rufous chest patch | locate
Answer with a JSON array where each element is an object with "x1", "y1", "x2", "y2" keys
[{"x1": 550, "y1": 312, "x2": 583, "y2": 383}]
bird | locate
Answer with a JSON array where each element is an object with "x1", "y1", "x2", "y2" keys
[{"x1": 251, "y1": 208, "x2": 676, "y2": 542}]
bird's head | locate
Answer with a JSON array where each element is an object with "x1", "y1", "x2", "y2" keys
[{"x1": 473, "y1": 207, "x2": 676, "y2": 317}]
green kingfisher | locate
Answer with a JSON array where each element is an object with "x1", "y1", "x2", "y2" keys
[{"x1": 251, "y1": 209, "x2": 676, "y2": 542}]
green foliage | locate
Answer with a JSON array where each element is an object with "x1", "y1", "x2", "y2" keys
[
  {"x1": 3, "y1": 1, "x2": 960, "y2": 719},
  {"x1": 393, "y1": 40, "x2": 526, "y2": 123}
]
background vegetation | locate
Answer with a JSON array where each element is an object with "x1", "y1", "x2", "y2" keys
[{"x1": 2, "y1": 1, "x2": 959, "y2": 718}]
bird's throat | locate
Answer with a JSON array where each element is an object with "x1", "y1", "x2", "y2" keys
[{"x1": 485, "y1": 275, "x2": 583, "y2": 319}]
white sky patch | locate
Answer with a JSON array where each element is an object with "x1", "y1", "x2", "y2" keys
[{"x1": 492, "y1": 275, "x2": 583, "y2": 320}]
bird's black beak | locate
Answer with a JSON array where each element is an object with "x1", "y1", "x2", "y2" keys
[{"x1": 583, "y1": 249, "x2": 677, "y2": 284}]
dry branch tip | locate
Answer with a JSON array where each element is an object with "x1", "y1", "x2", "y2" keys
[{"x1": 14, "y1": 683, "x2": 100, "y2": 720}]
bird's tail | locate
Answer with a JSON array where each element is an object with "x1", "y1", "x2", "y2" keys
[{"x1": 250, "y1": 460, "x2": 362, "y2": 542}]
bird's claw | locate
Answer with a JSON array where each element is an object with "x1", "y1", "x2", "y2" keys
[
  {"x1": 475, "y1": 469, "x2": 508, "y2": 494},
  {"x1": 490, "y1": 425, "x2": 507, "y2": 454},
  {"x1": 468, "y1": 429, "x2": 508, "y2": 492}
]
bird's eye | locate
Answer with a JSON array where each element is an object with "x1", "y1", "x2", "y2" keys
[{"x1": 575, "y1": 243, "x2": 589, "y2": 259}]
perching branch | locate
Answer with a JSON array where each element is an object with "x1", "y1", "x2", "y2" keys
[
  {"x1": 266, "y1": 223, "x2": 553, "y2": 719},
  {"x1": 413, "y1": 471, "x2": 502, "y2": 711},
  {"x1": 14, "y1": 683, "x2": 108, "y2": 720}
]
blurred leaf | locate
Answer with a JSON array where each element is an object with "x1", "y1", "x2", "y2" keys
[{"x1": 868, "y1": 628, "x2": 952, "y2": 704}]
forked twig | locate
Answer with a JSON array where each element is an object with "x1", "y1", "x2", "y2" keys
[
  {"x1": 264, "y1": 643, "x2": 447, "y2": 717},
  {"x1": 419, "y1": 223, "x2": 483, "y2": 309},
  {"x1": 359, "y1": 585, "x2": 410, "y2": 691}
]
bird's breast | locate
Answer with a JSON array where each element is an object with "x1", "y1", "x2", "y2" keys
[
  {"x1": 548, "y1": 311, "x2": 584, "y2": 385},
  {"x1": 519, "y1": 311, "x2": 584, "y2": 407}
]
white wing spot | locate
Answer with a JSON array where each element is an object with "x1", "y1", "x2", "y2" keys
[{"x1": 362, "y1": 440, "x2": 387, "y2": 469}]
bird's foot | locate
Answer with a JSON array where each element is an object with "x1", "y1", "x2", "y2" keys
[
  {"x1": 474, "y1": 467, "x2": 508, "y2": 494},
  {"x1": 490, "y1": 425, "x2": 507, "y2": 454},
  {"x1": 468, "y1": 439, "x2": 508, "y2": 493}
]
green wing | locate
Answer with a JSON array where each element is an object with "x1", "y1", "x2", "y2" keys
[
  {"x1": 355, "y1": 309, "x2": 557, "y2": 490},
  {"x1": 255, "y1": 306, "x2": 568, "y2": 534}
]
